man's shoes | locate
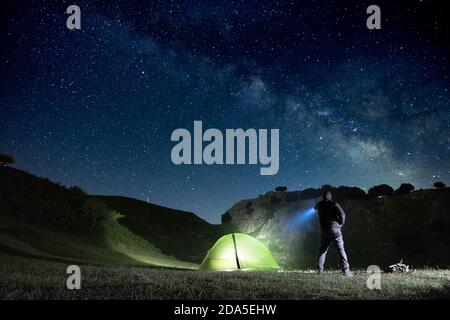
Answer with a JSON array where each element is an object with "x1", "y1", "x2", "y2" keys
[{"x1": 344, "y1": 270, "x2": 353, "y2": 277}]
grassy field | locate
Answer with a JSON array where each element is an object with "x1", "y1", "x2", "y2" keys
[{"x1": 1, "y1": 253, "x2": 449, "y2": 299}]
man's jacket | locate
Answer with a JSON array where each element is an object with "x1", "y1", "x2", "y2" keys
[{"x1": 314, "y1": 200, "x2": 346, "y2": 231}]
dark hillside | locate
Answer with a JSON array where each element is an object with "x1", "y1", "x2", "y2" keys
[
  {"x1": 95, "y1": 195, "x2": 236, "y2": 263},
  {"x1": 0, "y1": 166, "x2": 198, "y2": 268}
]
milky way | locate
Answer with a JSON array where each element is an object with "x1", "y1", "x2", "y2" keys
[{"x1": 1, "y1": 0, "x2": 449, "y2": 222}]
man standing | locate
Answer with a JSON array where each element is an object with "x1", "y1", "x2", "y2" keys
[{"x1": 314, "y1": 191, "x2": 352, "y2": 276}]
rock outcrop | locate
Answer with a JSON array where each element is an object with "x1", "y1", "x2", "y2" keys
[{"x1": 222, "y1": 189, "x2": 450, "y2": 269}]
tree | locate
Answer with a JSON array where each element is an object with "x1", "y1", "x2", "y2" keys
[
  {"x1": 0, "y1": 153, "x2": 14, "y2": 166},
  {"x1": 368, "y1": 184, "x2": 395, "y2": 198},
  {"x1": 433, "y1": 181, "x2": 446, "y2": 189},
  {"x1": 275, "y1": 186, "x2": 287, "y2": 192},
  {"x1": 336, "y1": 186, "x2": 366, "y2": 199},
  {"x1": 395, "y1": 183, "x2": 415, "y2": 195},
  {"x1": 80, "y1": 199, "x2": 111, "y2": 234},
  {"x1": 69, "y1": 186, "x2": 87, "y2": 196},
  {"x1": 300, "y1": 188, "x2": 323, "y2": 200},
  {"x1": 321, "y1": 184, "x2": 334, "y2": 192}
]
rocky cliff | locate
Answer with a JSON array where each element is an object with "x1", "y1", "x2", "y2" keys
[{"x1": 222, "y1": 189, "x2": 450, "y2": 269}]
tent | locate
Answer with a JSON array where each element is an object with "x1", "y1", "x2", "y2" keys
[{"x1": 199, "y1": 233, "x2": 280, "y2": 271}]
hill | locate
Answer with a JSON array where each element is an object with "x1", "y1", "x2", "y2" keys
[
  {"x1": 94, "y1": 195, "x2": 236, "y2": 263},
  {"x1": 0, "y1": 166, "x2": 219, "y2": 268}
]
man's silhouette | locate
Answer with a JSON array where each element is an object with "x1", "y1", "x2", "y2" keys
[{"x1": 314, "y1": 191, "x2": 351, "y2": 276}]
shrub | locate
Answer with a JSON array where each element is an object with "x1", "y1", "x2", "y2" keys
[
  {"x1": 80, "y1": 199, "x2": 114, "y2": 234},
  {"x1": 321, "y1": 184, "x2": 334, "y2": 192},
  {"x1": 300, "y1": 188, "x2": 323, "y2": 200},
  {"x1": 395, "y1": 183, "x2": 415, "y2": 195},
  {"x1": 300, "y1": 185, "x2": 365, "y2": 200},
  {"x1": 368, "y1": 184, "x2": 395, "y2": 198},
  {"x1": 433, "y1": 181, "x2": 446, "y2": 189},
  {"x1": 336, "y1": 186, "x2": 366, "y2": 199},
  {"x1": 69, "y1": 186, "x2": 87, "y2": 195},
  {"x1": 0, "y1": 153, "x2": 14, "y2": 166}
]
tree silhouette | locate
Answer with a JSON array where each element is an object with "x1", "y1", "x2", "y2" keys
[
  {"x1": 395, "y1": 183, "x2": 415, "y2": 195},
  {"x1": 0, "y1": 153, "x2": 14, "y2": 166},
  {"x1": 368, "y1": 184, "x2": 395, "y2": 197},
  {"x1": 80, "y1": 199, "x2": 110, "y2": 234},
  {"x1": 433, "y1": 181, "x2": 446, "y2": 189},
  {"x1": 275, "y1": 186, "x2": 287, "y2": 192}
]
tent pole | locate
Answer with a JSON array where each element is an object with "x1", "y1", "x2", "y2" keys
[{"x1": 232, "y1": 233, "x2": 241, "y2": 269}]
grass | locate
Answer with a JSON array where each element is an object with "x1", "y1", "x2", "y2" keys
[{"x1": 1, "y1": 253, "x2": 449, "y2": 299}]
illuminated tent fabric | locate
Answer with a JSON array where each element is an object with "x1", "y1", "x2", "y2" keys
[{"x1": 199, "y1": 233, "x2": 280, "y2": 270}]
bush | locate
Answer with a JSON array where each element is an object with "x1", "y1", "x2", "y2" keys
[
  {"x1": 335, "y1": 186, "x2": 366, "y2": 199},
  {"x1": 300, "y1": 188, "x2": 322, "y2": 200},
  {"x1": 110, "y1": 210, "x2": 125, "y2": 221},
  {"x1": 80, "y1": 199, "x2": 115, "y2": 234},
  {"x1": 69, "y1": 186, "x2": 87, "y2": 195},
  {"x1": 300, "y1": 185, "x2": 365, "y2": 200},
  {"x1": 0, "y1": 153, "x2": 14, "y2": 166},
  {"x1": 275, "y1": 186, "x2": 287, "y2": 192},
  {"x1": 433, "y1": 181, "x2": 446, "y2": 189},
  {"x1": 395, "y1": 183, "x2": 415, "y2": 195},
  {"x1": 368, "y1": 184, "x2": 395, "y2": 198},
  {"x1": 321, "y1": 184, "x2": 334, "y2": 192}
]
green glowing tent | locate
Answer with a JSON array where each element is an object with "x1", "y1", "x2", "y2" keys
[{"x1": 199, "y1": 233, "x2": 280, "y2": 271}]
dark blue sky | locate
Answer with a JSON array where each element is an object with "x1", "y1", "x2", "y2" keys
[{"x1": 1, "y1": 0, "x2": 449, "y2": 223}]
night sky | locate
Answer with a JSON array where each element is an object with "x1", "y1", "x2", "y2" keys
[{"x1": 1, "y1": 0, "x2": 449, "y2": 223}]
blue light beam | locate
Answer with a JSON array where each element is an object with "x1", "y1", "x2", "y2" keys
[{"x1": 291, "y1": 207, "x2": 316, "y2": 229}]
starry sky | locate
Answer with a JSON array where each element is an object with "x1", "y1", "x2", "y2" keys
[{"x1": 1, "y1": 0, "x2": 449, "y2": 223}]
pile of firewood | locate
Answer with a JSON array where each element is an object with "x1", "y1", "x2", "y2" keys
[{"x1": 386, "y1": 259, "x2": 410, "y2": 273}]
